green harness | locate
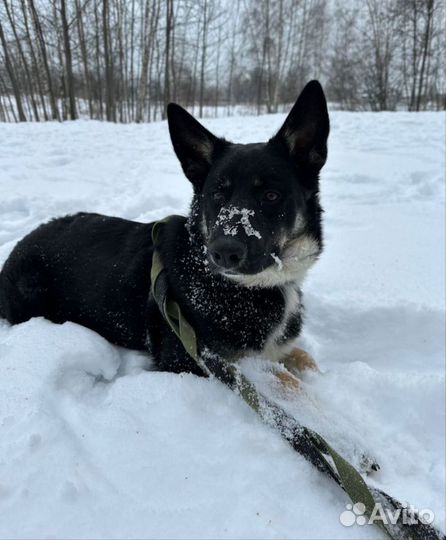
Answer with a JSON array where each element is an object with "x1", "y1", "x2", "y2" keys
[{"x1": 151, "y1": 216, "x2": 444, "y2": 540}]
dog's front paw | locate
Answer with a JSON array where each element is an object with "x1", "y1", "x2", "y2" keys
[{"x1": 283, "y1": 347, "x2": 319, "y2": 373}]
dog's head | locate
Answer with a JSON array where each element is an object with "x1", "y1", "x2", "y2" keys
[{"x1": 167, "y1": 80, "x2": 329, "y2": 288}]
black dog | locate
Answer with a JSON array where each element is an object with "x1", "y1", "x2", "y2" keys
[{"x1": 0, "y1": 81, "x2": 329, "y2": 376}]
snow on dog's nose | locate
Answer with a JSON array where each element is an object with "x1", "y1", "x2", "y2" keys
[{"x1": 215, "y1": 206, "x2": 262, "y2": 239}]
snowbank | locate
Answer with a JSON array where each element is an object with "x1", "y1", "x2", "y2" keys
[{"x1": 0, "y1": 111, "x2": 444, "y2": 539}]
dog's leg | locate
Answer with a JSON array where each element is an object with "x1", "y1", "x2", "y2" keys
[
  {"x1": 282, "y1": 346, "x2": 319, "y2": 373},
  {"x1": 274, "y1": 368, "x2": 301, "y2": 391},
  {"x1": 271, "y1": 348, "x2": 318, "y2": 394}
]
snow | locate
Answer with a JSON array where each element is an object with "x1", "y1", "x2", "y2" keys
[
  {"x1": 0, "y1": 111, "x2": 444, "y2": 539},
  {"x1": 216, "y1": 206, "x2": 263, "y2": 239},
  {"x1": 270, "y1": 253, "x2": 283, "y2": 271}
]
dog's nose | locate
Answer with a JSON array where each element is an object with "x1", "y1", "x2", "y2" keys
[{"x1": 209, "y1": 237, "x2": 247, "y2": 270}]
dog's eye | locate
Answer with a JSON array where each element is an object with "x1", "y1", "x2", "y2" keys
[
  {"x1": 213, "y1": 191, "x2": 225, "y2": 203},
  {"x1": 264, "y1": 190, "x2": 281, "y2": 202}
]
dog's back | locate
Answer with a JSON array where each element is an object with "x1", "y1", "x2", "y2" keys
[{"x1": 0, "y1": 212, "x2": 154, "y2": 349}]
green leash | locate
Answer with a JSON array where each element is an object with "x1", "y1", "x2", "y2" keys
[{"x1": 151, "y1": 217, "x2": 444, "y2": 540}]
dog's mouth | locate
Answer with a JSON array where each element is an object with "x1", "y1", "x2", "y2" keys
[
  {"x1": 216, "y1": 250, "x2": 318, "y2": 276},
  {"x1": 207, "y1": 250, "x2": 270, "y2": 277},
  {"x1": 206, "y1": 234, "x2": 321, "y2": 287}
]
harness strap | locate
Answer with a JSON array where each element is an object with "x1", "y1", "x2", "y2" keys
[{"x1": 150, "y1": 216, "x2": 444, "y2": 540}]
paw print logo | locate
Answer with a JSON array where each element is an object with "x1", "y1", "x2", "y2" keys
[{"x1": 339, "y1": 502, "x2": 367, "y2": 526}]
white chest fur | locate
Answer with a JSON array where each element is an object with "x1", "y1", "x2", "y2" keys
[{"x1": 260, "y1": 284, "x2": 301, "y2": 362}]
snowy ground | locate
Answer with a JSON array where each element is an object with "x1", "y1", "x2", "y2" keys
[{"x1": 0, "y1": 111, "x2": 444, "y2": 539}]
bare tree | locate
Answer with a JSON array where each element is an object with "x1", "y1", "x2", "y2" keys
[
  {"x1": 398, "y1": 0, "x2": 441, "y2": 110},
  {"x1": 327, "y1": 2, "x2": 363, "y2": 110},
  {"x1": 3, "y1": 0, "x2": 40, "y2": 120},
  {"x1": 0, "y1": 17, "x2": 26, "y2": 120},
  {"x1": 103, "y1": 0, "x2": 115, "y2": 121},
  {"x1": 75, "y1": 0, "x2": 93, "y2": 118},
  {"x1": 60, "y1": 0, "x2": 77, "y2": 119},
  {"x1": 29, "y1": 0, "x2": 60, "y2": 120},
  {"x1": 361, "y1": 0, "x2": 399, "y2": 110},
  {"x1": 162, "y1": 0, "x2": 173, "y2": 119},
  {"x1": 198, "y1": 0, "x2": 208, "y2": 117},
  {"x1": 0, "y1": 0, "x2": 444, "y2": 124}
]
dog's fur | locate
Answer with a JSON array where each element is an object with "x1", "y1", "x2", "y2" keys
[{"x1": 0, "y1": 81, "x2": 329, "y2": 376}]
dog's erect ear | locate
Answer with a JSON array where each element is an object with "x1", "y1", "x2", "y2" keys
[
  {"x1": 167, "y1": 103, "x2": 227, "y2": 188},
  {"x1": 269, "y1": 80, "x2": 329, "y2": 171}
]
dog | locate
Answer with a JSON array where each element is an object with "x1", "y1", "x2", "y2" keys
[{"x1": 0, "y1": 80, "x2": 329, "y2": 378}]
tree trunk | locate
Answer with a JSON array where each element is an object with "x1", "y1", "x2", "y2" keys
[
  {"x1": 103, "y1": 0, "x2": 115, "y2": 121},
  {"x1": 29, "y1": 0, "x2": 60, "y2": 120},
  {"x1": 4, "y1": 0, "x2": 40, "y2": 120},
  {"x1": 93, "y1": 1, "x2": 103, "y2": 119},
  {"x1": 199, "y1": 0, "x2": 208, "y2": 118},
  {"x1": 136, "y1": 0, "x2": 150, "y2": 123},
  {"x1": 162, "y1": 0, "x2": 173, "y2": 119},
  {"x1": 0, "y1": 19, "x2": 26, "y2": 121},
  {"x1": 415, "y1": 0, "x2": 434, "y2": 111},
  {"x1": 20, "y1": 0, "x2": 48, "y2": 120},
  {"x1": 129, "y1": 0, "x2": 136, "y2": 121},
  {"x1": 60, "y1": 0, "x2": 77, "y2": 119},
  {"x1": 0, "y1": 71, "x2": 18, "y2": 121},
  {"x1": 214, "y1": 26, "x2": 221, "y2": 117},
  {"x1": 75, "y1": 0, "x2": 93, "y2": 118}
]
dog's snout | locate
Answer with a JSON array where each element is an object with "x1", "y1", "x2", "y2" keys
[{"x1": 209, "y1": 237, "x2": 247, "y2": 270}]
